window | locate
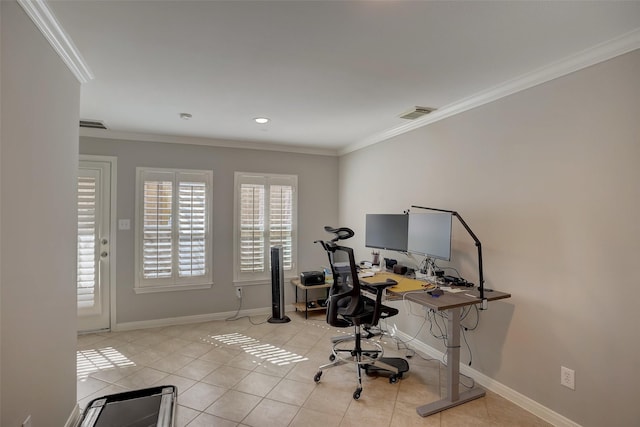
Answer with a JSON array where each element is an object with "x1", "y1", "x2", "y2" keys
[
  {"x1": 234, "y1": 172, "x2": 297, "y2": 284},
  {"x1": 135, "y1": 168, "x2": 213, "y2": 293}
]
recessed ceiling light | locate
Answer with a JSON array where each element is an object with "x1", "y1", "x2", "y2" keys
[
  {"x1": 254, "y1": 117, "x2": 270, "y2": 124},
  {"x1": 180, "y1": 113, "x2": 192, "y2": 120}
]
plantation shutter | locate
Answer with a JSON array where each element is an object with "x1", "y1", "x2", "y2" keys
[
  {"x1": 235, "y1": 173, "x2": 297, "y2": 283},
  {"x1": 178, "y1": 176, "x2": 207, "y2": 277},
  {"x1": 239, "y1": 182, "x2": 265, "y2": 272},
  {"x1": 136, "y1": 168, "x2": 212, "y2": 291},
  {"x1": 142, "y1": 176, "x2": 173, "y2": 279},
  {"x1": 77, "y1": 174, "x2": 98, "y2": 309},
  {"x1": 269, "y1": 185, "x2": 293, "y2": 269}
]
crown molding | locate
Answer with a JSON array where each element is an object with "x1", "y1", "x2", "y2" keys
[
  {"x1": 79, "y1": 127, "x2": 340, "y2": 157},
  {"x1": 18, "y1": 0, "x2": 94, "y2": 83},
  {"x1": 341, "y1": 28, "x2": 640, "y2": 156}
]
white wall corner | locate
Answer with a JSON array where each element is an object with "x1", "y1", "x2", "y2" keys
[
  {"x1": 64, "y1": 403, "x2": 81, "y2": 427},
  {"x1": 17, "y1": 0, "x2": 93, "y2": 83}
]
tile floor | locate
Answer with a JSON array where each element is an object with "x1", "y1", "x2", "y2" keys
[{"x1": 77, "y1": 313, "x2": 551, "y2": 426}]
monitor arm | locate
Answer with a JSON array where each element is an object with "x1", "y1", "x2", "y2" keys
[{"x1": 410, "y1": 205, "x2": 486, "y2": 307}]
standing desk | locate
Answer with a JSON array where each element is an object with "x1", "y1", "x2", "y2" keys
[{"x1": 364, "y1": 272, "x2": 511, "y2": 417}]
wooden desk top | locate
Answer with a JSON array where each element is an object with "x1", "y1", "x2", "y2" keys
[
  {"x1": 402, "y1": 288, "x2": 511, "y2": 311},
  {"x1": 361, "y1": 271, "x2": 511, "y2": 311},
  {"x1": 361, "y1": 272, "x2": 432, "y2": 293}
]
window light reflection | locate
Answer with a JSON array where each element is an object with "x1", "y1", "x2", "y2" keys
[
  {"x1": 210, "y1": 333, "x2": 308, "y2": 366},
  {"x1": 77, "y1": 347, "x2": 136, "y2": 380}
]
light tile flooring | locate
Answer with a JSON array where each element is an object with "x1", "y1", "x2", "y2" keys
[{"x1": 77, "y1": 313, "x2": 550, "y2": 426}]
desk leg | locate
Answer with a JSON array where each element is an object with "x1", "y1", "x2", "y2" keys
[
  {"x1": 416, "y1": 307, "x2": 485, "y2": 417},
  {"x1": 304, "y1": 288, "x2": 309, "y2": 319}
]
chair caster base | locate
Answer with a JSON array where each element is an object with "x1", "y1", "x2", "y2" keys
[{"x1": 353, "y1": 387, "x2": 362, "y2": 400}]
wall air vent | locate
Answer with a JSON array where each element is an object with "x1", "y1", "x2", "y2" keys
[
  {"x1": 79, "y1": 119, "x2": 107, "y2": 130},
  {"x1": 399, "y1": 106, "x2": 437, "y2": 120}
]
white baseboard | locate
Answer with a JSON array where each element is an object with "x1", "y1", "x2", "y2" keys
[
  {"x1": 65, "y1": 403, "x2": 81, "y2": 427},
  {"x1": 113, "y1": 305, "x2": 293, "y2": 331},
  {"x1": 394, "y1": 330, "x2": 581, "y2": 427}
]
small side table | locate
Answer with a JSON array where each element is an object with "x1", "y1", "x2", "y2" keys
[{"x1": 290, "y1": 278, "x2": 331, "y2": 319}]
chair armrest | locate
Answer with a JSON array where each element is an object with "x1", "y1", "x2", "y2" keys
[
  {"x1": 362, "y1": 278, "x2": 397, "y2": 293},
  {"x1": 361, "y1": 278, "x2": 400, "y2": 326}
]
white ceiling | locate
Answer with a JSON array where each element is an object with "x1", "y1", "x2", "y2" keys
[{"x1": 48, "y1": 1, "x2": 640, "y2": 155}]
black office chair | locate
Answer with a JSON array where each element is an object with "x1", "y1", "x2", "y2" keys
[{"x1": 313, "y1": 226, "x2": 409, "y2": 399}]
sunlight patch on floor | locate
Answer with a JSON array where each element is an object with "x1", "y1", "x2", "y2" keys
[
  {"x1": 210, "y1": 333, "x2": 308, "y2": 366},
  {"x1": 77, "y1": 347, "x2": 135, "y2": 380}
]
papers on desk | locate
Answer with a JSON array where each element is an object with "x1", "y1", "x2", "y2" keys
[{"x1": 440, "y1": 287, "x2": 466, "y2": 293}]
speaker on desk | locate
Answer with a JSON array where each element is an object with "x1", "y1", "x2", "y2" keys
[
  {"x1": 268, "y1": 245, "x2": 291, "y2": 324},
  {"x1": 393, "y1": 264, "x2": 407, "y2": 275}
]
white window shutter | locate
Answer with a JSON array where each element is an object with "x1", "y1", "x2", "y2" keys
[
  {"x1": 77, "y1": 175, "x2": 97, "y2": 308},
  {"x1": 142, "y1": 179, "x2": 173, "y2": 279},
  {"x1": 269, "y1": 184, "x2": 293, "y2": 270},
  {"x1": 234, "y1": 173, "x2": 297, "y2": 283},
  {"x1": 239, "y1": 183, "x2": 265, "y2": 272},
  {"x1": 135, "y1": 168, "x2": 212, "y2": 292},
  {"x1": 178, "y1": 178, "x2": 207, "y2": 277}
]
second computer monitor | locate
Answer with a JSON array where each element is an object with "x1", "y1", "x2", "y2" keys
[
  {"x1": 365, "y1": 214, "x2": 408, "y2": 252},
  {"x1": 407, "y1": 212, "x2": 452, "y2": 261}
]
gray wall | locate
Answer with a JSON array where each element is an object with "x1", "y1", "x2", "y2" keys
[
  {"x1": 1, "y1": 2, "x2": 80, "y2": 425},
  {"x1": 80, "y1": 137, "x2": 338, "y2": 325},
  {"x1": 338, "y1": 49, "x2": 640, "y2": 426}
]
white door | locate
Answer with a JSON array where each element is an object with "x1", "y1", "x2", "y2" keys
[{"x1": 77, "y1": 159, "x2": 112, "y2": 332}]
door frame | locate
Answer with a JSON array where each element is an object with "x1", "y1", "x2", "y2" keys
[{"x1": 79, "y1": 154, "x2": 118, "y2": 331}]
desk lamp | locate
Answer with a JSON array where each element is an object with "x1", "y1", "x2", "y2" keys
[{"x1": 411, "y1": 205, "x2": 487, "y2": 309}]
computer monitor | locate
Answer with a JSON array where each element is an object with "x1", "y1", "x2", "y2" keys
[
  {"x1": 365, "y1": 214, "x2": 408, "y2": 252},
  {"x1": 407, "y1": 212, "x2": 452, "y2": 261}
]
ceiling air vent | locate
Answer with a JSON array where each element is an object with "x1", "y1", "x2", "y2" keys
[
  {"x1": 79, "y1": 119, "x2": 107, "y2": 130},
  {"x1": 399, "y1": 106, "x2": 437, "y2": 120}
]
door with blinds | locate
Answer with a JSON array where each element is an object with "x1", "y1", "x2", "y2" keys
[{"x1": 77, "y1": 159, "x2": 112, "y2": 332}]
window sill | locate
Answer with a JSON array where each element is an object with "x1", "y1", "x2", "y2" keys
[{"x1": 134, "y1": 283, "x2": 213, "y2": 294}]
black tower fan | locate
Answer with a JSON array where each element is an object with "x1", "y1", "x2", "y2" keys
[{"x1": 268, "y1": 245, "x2": 290, "y2": 323}]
